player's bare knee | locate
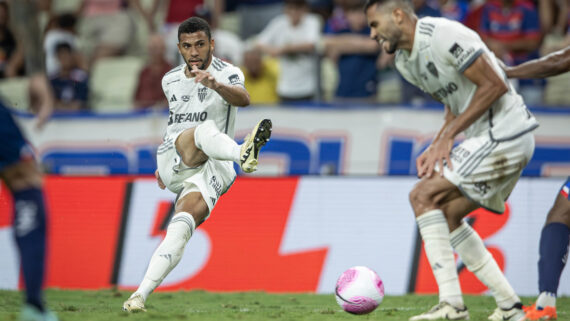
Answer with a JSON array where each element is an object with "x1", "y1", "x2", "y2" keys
[
  {"x1": 175, "y1": 133, "x2": 207, "y2": 168},
  {"x1": 409, "y1": 181, "x2": 436, "y2": 215},
  {"x1": 447, "y1": 217, "x2": 463, "y2": 232},
  {"x1": 175, "y1": 193, "x2": 209, "y2": 226}
]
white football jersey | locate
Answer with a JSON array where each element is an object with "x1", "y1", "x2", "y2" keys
[
  {"x1": 395, "y1": 17, "x2": 538, "y2": 141},
  {"x1": 161, "y1": 56, "x2": 245, "y2": 141}
]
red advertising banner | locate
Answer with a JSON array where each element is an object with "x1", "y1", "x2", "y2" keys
[{"x1": 1, "y1": 176, "x2": 568, "y2": 295}]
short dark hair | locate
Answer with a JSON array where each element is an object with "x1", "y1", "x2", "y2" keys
[
  {"x1": 178, "y1": 17, "x2": 211, "y2": 42},
  {"x1": 57, "y1": 13, "x2": 77, "y2": 30},
  {"x1": 55, "y1": 42, "x2": 73, "y2": 54},
  {"x1": 344, "y1": 0, "x2": 366, "y2": 11},
  {"x1": 284, "y1": 0, "x2": 308, "y2": 7},
  {"x1": 364, "y1": 0, "x2": 413, "y2": 13}
]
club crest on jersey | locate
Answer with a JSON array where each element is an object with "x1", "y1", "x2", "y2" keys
[
  {"x1": 449, "y1": 43, "x2": 464, "y2": 59},
  {"x1": 198, "y1": 88, "x2": 207, "y2": 102},
  {"x1": 426, "y1": 62, "x2": 438, "y2": 78}
]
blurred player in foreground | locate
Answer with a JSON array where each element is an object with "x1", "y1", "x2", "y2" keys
[
  {"x1": 1, "y1": 1, "x2": 57, "y2": 320},
  {"x1": 502, "y1": 47, "x2": 570, "y2": 321},
  {"x1": 365, "y1": 0, "x2": 538, "y2": 320},
  {"x1": 0, "y1": 97, "x2": 55, "y2": 321},
  {"x1": 122, "y1": 17, "x2": 271, "y2": 312}
]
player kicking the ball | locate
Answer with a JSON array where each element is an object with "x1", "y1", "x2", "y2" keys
[
  {"x1": 123, "y1": 17, "x2": 271, "y2": 312},
  {"x1": 365, "y1": 0, "x2": 538, "y2": 320}
]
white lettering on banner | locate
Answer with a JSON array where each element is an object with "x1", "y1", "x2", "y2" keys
[
  {"x1": 0, "y1": 177, "x2": 569, "y2": 295},
  {"x1": 12, "y1": 108, "x2": 570, "y2": 176},
  {"x1": 488, "y1": 178, "x2": 568, "y2": 295},
  {"x1": 0, "y1": 229, "x2": 19, "y2": 289},
  {"x1": 280, "y1": 177, "x2": 418, "y2": 294},
  {"x1": 277, "y1": 177, "x2": 569, "y2": 295},
  {"x1": 117, "y1": 180, "x2": 211, "y2": 288}
]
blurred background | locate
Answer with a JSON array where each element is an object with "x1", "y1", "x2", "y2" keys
[{"x1": 0, "y1": 0, "x2": 568, "y2": 113}]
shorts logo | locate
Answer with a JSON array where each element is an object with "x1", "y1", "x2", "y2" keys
[
  {"x1": 210, "y1": 197, "x2": 217, "y2": 206},
  {"x1": 228, "y1": 74, "x2": 240, "y2": 85},
  {"x1": 182, "y1": 95, "x2": 190, "y2": 102},
  {"x1": 198, "y1": 88, "x2": 207, "y2": 102},
  {"x1": 209, "y1": 176, "x2": 222, "y2": 198},
  {"x1": 426, "y1": 62, "x2": 438, "y2": 78},
  {"x1": 474, "y1": 181, "x2": 490, "y2": 195},
  {"x1": 449, "y1": 43, "x2": 464, "y2": 59}
]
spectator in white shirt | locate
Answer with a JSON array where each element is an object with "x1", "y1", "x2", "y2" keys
[{"x1": 255, "y1": 0, "x2": 321, "y2": 102}]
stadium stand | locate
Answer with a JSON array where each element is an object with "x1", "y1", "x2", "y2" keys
[
  {"x1": 89, "y1": 56, "x2": 144, "y2": 112},
  {"x1": 544, "y1": 72, "x2": 570, "y2": 106},
  {"x1": 0, "y1": 77, "x2": 30, "y2": 111}
]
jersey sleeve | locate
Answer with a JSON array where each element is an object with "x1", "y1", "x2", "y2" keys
[
  {"x1": 432, "y1": 20, "x2": 485, "y2": 73},
  {"x1": 220, "y1": 65, "x2": 246, "y2": 88},
  {"x1": 161, "y1": 75, "x2": 169, "y2": 99}
]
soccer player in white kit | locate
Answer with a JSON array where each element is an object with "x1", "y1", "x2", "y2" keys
[
  {"x1": 365, "y1": 0, "x2": 538, "y2": 320},
  {"x1": 122, "y1": 17, "x2": 272, "y2": 312}
]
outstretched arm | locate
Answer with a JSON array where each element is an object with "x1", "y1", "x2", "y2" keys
[
  {"x1": 190, "y1": 66, "x2": 250, "y2": 107},
  {"x1": 503, "y1": 46, "x2": 570, "y2": 79}
]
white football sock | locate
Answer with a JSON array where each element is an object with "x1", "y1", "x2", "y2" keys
[
  {"x1": 194, "y1": 120, "x2": 241, "y2": 163},
  {"x1": 450, "y1": 221, "x2": 520, "y2": 309},
  {"x1": 417, "y1": 209, "x2": 464, "y2": 307},
  {"x1": 536, "y1": 291, "x2": 556, "y2": 308},
  {"x1": 134, "y1": 212, "x2": 196, "y2": 301}
]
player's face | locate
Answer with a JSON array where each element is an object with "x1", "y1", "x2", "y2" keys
[
  {"x1": 178, "y1": 31, "x2": 214, "y2": 71},
  {"x1": 366, "y1": 4, "x2": 402, "y2": 54},
  {"x1": 285, "y1": 4, "x2": 305, "y2": 26}
]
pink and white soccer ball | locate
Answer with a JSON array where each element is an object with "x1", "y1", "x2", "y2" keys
[{"x1": 335, "y1": 266, "x2": 384, "y2": 314}]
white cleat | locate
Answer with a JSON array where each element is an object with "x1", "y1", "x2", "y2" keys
[
  {"x1": 488, "y1": 304, "x2": 525, "y2": 321},
  {"x1": 240, "y1": 119, "x2": 272, "y2": 173},
  {"x1": 122, "y1": 293, "x2": 146, "y2": 312},
  {"x1": 409, "y1": 301, "x2": 470, "y2": 320}
]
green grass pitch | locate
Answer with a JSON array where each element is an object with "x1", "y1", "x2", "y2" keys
[{"x1": 0, "y1": 289, "x2": 568, "y2": 320}]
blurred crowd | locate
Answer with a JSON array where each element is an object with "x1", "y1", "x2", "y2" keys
[{"x1": 0, "y1": 0, "x2": 568, "y2": 113}]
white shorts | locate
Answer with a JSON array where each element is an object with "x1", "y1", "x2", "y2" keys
[
  {"x1": 157, "y1": 134, "x2": 236, "y2": 215},
  {"x1": 439, "y1": 131, "x2": 535, "y2": 214}
]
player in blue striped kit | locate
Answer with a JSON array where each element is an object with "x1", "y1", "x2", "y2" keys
[
  {"x1": 502, "y1": 46, "x2": 570, "y2": 321},
  {"x1": 0, "y1": 103, "x2": 56, "y2": 321}
]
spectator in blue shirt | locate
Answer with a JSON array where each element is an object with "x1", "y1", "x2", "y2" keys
[
  {"x1": 322, "y1": 0, "x2": 380, "y2": 100},
  {"x1": 479, "y1": 0, "x2": 543, "y2": 105},
  {"x1": 49, "y1": 42, "x2": 89, "y2": 111}
]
